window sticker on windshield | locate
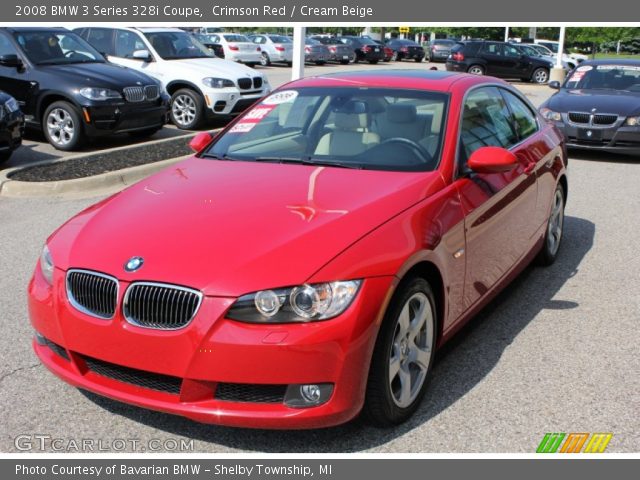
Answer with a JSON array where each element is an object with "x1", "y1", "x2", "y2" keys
[
  {"x1": 576, "y1": 65, "x2": 592, "y2": 72},
  {"x1": 569, "y1": 71, "x2": 587, "y2": 82},
  {"x1": 262, "y1": 90, "x2": 298, "y2": 105},
  {"x1": 597, "y1": 64, "x2": 640, "y2": 71},
  {"x1": 229, "y1": 122, "x2": 257, "y2": 133},
  {"x1": 228, "y1": 105, "x2": 276, "y2": 133}
]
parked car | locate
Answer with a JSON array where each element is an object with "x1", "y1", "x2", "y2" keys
[
  {"x1": 248, "y1": 34, "x2": 293, "y2": 66},
  {"x1": 29, "y1": 70, "x2": 567, "y2": 429},
  {"x1": 304, "y1": 38, "x2": 330, "y2": 65},
  {"x1": 426, "y1": 39, "x2": 456, "y2": 62},
  {"x1": 533, "y1": 39, "x2": 588, "y2": 65},
  {"x1": 0, "y1": 90, "x2": 24, "y2": 163},
  {"x1": 192, "y1": 33, "x2": 224, "y2": 58},
  {"x1": 540, "y1": 60, "x2": 640, "y2": 155},
  {"x1": 338, "y1": 36, "x2": 385, "y2": 64},
  {"x1": 0, "y1": 27, "x2": 169, "y2": 151},
  {"x1": 385, "y1": 39, "x2": 425, "y2": 62},
  {"x1": 446, "y1": 41, "x2": 553, "y2": 84},
  {"x1": 204, "y1": 33, "x2": 262, "y2": 67},
  {"x1": 310, "y1": 36, "x2": 355, "y2": 64},
  {"x1": 519, "y1": 42, "x2": 577, "y2": 70},
  {"x1": 75, "y1": 27, "x2": 271, "y2": 129},
  {"x1": 373, "y1": 40, "x2": 394, "y2": 62}
]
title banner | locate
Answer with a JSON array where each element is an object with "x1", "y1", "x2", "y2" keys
[{"x1": 4, "y1": 0, "x2": 639, "y2": 23}]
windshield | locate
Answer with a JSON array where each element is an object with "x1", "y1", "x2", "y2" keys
[
  {"x1": 564, "y1": 64, "x2": 640, "y2": 91},
  {"x1": 14, "y1": 31, "x2": 104, "y2": 65},
  {"x1": 203, "y1": 87, "x2": 449, "y2": 172},
  {"x1": 144, "y1": 31, "x2": 214, "y2": 60}
]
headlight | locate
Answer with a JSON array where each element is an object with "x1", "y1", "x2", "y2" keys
[
  {"x1": 625, "y1": 116, "x2": 640, "y2": 126},
  {"x1": 540, "y1": 107, "x2": 562, "y2": 122},
  {"x1": 79, "y1": 87, "x2": 122, "y2": 101},
  {"x1": 202, "y1": 77, "x2": 235, "y2": 88},
  {"x1": 40, "y1": 245, "x2": 54, "y2": 285},
  {"x1": 227, "y1": 280, "x2": 362, "y2": 323}
]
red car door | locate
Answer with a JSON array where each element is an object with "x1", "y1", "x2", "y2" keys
[{"x1": 453, "y1": 86, "x2": 539, "y2": 313}]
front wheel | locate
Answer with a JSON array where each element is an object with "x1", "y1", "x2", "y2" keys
[
  {"x1": 536, "y1": 184, "x2": 565, "y2": 266},
  {"x1": 170, "y1": 89, "x2": 205, "y2": 130},
  {"x1": 43, "y1": 101, "x2": 84, "y2": 151},
  {"x1": 531, "y1": 68, "x2": 550, "y2": 84},
  {"x1": 364, "y1": 277, "x2": 437, "y2": 427}
]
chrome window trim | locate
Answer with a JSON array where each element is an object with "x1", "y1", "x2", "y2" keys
[
  {"x1": 66, "y1": 269, "x2": 119, "y2": 320},
  {"x1": 122, "y1": 281, "x2": 203, "y2": 331}
]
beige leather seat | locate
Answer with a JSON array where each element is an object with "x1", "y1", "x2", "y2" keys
[{"x1": 315, "y1": 110, "x2": 380, "y2": 156}]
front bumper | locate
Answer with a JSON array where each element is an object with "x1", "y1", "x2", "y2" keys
[
  {"x1": 82, "y1": 96, "x2": 169, "y2": 136},
  {"x1": 202, "y1": 85, "x2": 270, "y2": 116},
  {"x1": 28, "y1": 265, "x2": 393, "y2": 429},
  {"x1": 551, "y1": 117, "x2": 640, "y2": 155}
]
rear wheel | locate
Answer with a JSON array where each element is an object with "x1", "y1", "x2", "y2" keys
[
  {"x1": 43, "y1": 101, "x2": 84, "y2": 151},
  {"x1": 531, "y1": 68, "x2": 549, "y2": 84},
  {"x1": 260, "y1": 52, "x2": 271, "y2": 66},
  {"x1": 364, "y1": 277, "x2": 437, "y2": 427},
  {"x1": 170, "y1": 89, "x2": 204, "y2": 130},
  {"x1": 536, "y1": 183, "x2": 565, "y2": 266},
  {"x1": 467, "y1": 64, "x2": 485, "y2": 75}
]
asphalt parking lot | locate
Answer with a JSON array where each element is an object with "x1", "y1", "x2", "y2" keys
[{"x1": 0, "y1": 61, "x2": 638, "y2": 453}]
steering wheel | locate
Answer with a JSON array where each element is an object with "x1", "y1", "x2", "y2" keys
[{"x1": 377, "y1": 137, "x2": 431, "y2": 164}]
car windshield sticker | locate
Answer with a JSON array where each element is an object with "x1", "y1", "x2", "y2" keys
[
  {"x1": 262, "y1": 90, "x2": 298, "y2": 105},
  {"x1": 569, "y1": 70, "x2": 587, "y2": 82},
  {"x1": 576, "y1": 65, "x2": 593, "y2": 72},
  {"x1": 228, "y1": 104, "x2": 276, "y2": 133},
  {"x1": 597, "y1": 65, "x2": 640, "y2": 71}
]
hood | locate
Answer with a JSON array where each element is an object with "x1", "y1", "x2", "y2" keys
[
  {"x1": 546, "y1": 89, "x2": 640, "y2": 116},
  {"x1": 164, "y1": 58, "x2": 262, "y2": 80},
  {"x1": 41, "y1": 63, "x2": 156, "y2": 89},
  {"x1": 48, "y1": 158, "x2": 443, "y2": 297}
]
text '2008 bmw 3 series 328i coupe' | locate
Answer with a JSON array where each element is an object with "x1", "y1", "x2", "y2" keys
[{"x1": 29, "y1": 70, "x2": 568, "y2": 429}]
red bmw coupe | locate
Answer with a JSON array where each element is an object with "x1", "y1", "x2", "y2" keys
[{"x1": 28, "y1": 70, "x2": 568, "y2": 429}]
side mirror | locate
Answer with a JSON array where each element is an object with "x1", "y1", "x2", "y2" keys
[
  {"x1": 132, "y1": 49, "x2": 153, "y2": 62},
  {"x1": 0, "y1": 54, "x2": 23, "y2": 69},
  {"x1": 548, "y1": 80, "x2": 561, "y2": 90},
  {"x1": 468, "y1": 146, "x2": 518, "y2": 174},
  {"x1": 189, "y1": 131, "x2": 214, "y2": 152}
]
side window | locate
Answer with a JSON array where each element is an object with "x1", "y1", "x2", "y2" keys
[
  {"x1": 114, "y1": 30, "x2": 146, "y2": 59},
  {"x1": 501, "y1": 90, "x2": 538, "y2": 140},
  {"x1": 459, "y1": 87, "x2": 518, "y2": 167},
  {"x1": 504, "y1": 44, "x2": 521, "y2": 57},
  {"x1": 255, "y1": 36, "x2": 265, "y2": 44},
  {"x1": 86, "y1": 28, "x2": 114, "y2": 56},
  {"x1": 482, "y1": 43, "x2": 502, "y2": 55},
  {"x1": 0, "y1": 33, "x2": 18, "y2": 57}
]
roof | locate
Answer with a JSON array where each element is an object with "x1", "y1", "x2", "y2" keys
[
  {"x1": 578, "y1": 59, "x2": 640, "y2": 66},
  {"x1": 288, "y1": 69, "x2": 494, "y2": 92},
  {"x1": 2, "y1": 27, "x2": 69, "y2": 33}
]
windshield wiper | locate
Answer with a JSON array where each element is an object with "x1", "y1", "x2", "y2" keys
[{"x1": 252, "y1": 156, "x2": 363, "y2": 169}]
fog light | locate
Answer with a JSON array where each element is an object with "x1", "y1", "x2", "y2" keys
[{"x1": 284, "y1": 383, "x2": 333, "y2": 408}]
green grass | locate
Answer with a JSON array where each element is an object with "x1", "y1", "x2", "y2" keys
[{"x1": 592, "y1": 53, "x2": 640, "y2": 60}]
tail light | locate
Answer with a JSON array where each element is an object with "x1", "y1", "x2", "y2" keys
[
  {"x1": 305, "y1": 46, "x2": 311, "y2": 53},
  {"x1": 229, "y1": 44, "x2": 239, "y2": 51},
  {"x1": 431, "y1": 46, "x2": 437, "y2": 51},
  {"x1": 275, "y1": 45, "x2": 285, "y2": 52},
  {"x1": 361, "y1": 45, "x2": 371, "y2": 53},
  {"x1": 400, "y1": 47, "x2": 408, "y2": 52},
  {"x1": 329, "y1": 46, "x2": 337, "y2": 52},
  {"x1": 256, "y1": 47, "x2": 261, "y2": 52},
  {"x1": 453, "y1": 52, "x2": 464, "y2": 61}
]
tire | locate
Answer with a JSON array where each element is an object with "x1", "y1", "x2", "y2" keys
[
  {"x1": 536, "y1": 183, "x2": 565, "y2": 266},
  {"x1": 531, "y1": 67, "x2": 549, "y2": 84},
  {"x1": 42, "y1": 101, "x2": 84, "y2": 151},
  {"x1": 364, "y1": 276, "x2": 437, "y2": 427},
  {"x1": 170, "y1": 88, "x2": 205, "y2": 130},
  {"x1": 467, "y1": 64, "x2": 485, "y2": 75},
  {"x1": 286, "y1": 61, "x2": 292, "y2": 67},
  {"x1": 260, "y1": 52, "x2": 271, "y2": 66},
  {"x1": 340, "y1": 59, "x2": 350, "y2": 65},
  {"x1": 415, "y1": 57, "x2": 423, "y2": 63},
  {"x1": 128, "y1": 127, "x2": 161, "y2": 138},
  {"x1": 368, "y1": 59, "x2": 379, "y2": 64}
]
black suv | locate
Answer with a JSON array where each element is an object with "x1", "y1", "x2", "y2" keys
[
  {"x1": 0, "y1": 90, "x2": 24, "y2": 163},
  {"x1": 446, "y1": 41, "x2": 553, "y2": 84},
  {"x1": 337, "y1": 36, "x2": 385, "y2": 64},
  {"x1": 0, "y1": 28, "x2": 170, "y2": 151}
]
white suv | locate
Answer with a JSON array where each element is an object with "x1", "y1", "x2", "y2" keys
[{"x1": 74, "y1": 27, "x2": 270, "y2": 129}]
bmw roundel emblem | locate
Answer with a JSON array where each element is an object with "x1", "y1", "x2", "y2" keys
[{"x1": 124, "y1": 256, "x2": 144, "y2": 272}]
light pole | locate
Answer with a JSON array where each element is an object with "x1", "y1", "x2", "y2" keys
[
  {"x1": 291, "y1": 26, "x2": 306, "y2": 81},
  {"x1": 550, "y1": 26, "x2": 567, "y2": 83}
]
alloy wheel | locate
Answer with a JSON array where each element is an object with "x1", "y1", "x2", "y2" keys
[
  {"x1": 46, "y1": 108, "x2": 75, "y2": 147},
  {"x1": 172, "y1": 94, "x2": 197, "y2": 127},
  {"x1": 468, "y1": 66, "x2": 484, "y2": 75},
  {"x1": 547, "y1": 189, "x2": 564, "y2": 256},
  {"x1": 534, "y1": 68, "x2": 549, "y2": 84},
  {"x1": 388, "y1": 292, "x2": 434, "y2": 408}
]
